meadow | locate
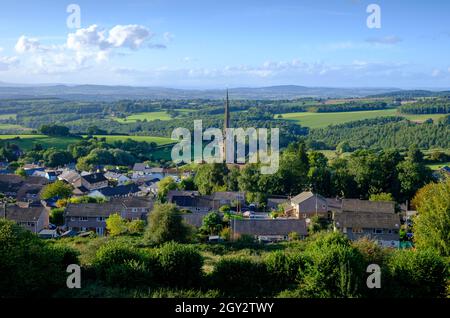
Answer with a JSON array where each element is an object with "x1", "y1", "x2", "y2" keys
[
  {"x1": 0, "y1": 134, "x2": 174, "y2": 151},
  {"x1": 278, "y1": 109, "x2": 447, "y2": 129},
  {"x1": 113, "y1": 109, "x2": 194, "y2": 123}
]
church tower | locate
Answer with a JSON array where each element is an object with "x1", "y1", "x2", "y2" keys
[{"x1": 223, "y1": 89, "x2": 230, "y2": 161}]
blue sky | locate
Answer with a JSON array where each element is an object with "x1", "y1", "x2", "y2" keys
[{"x1": 0, "y1": 0, "x2": 449, "y2": 88}]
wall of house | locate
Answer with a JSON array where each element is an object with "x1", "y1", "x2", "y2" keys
[{"x1": 344, "y1": 227, "x2": 399, "y2": 243}]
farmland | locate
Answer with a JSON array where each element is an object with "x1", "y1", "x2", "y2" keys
[
  {"x1": 113, "y1": 109, "x2": 194, "y2": 123},
  {"x1": 278, "y1": 109, "x2": 447, "y2": 129},
  {"x1": 0, "y1": 134, "x2": 174, "y2": 151}
]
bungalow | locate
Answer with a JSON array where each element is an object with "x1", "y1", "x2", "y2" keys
[
  {"x1": 287, "y1": 191, "x2": 329, "y2": 220},
  {"x1": 88, "y1": 184, "x2": 141, "y2": 199},
  {"x1": 167, "y1": 190, "x2": 212, "y2": 213},
  {"x1": 209, "y1": 192, "x2": 246, "y2": 210},
  {"x1": 23, "y1": 164, "x2": 45, "y2": 176},
  {"x1": 2, "y1": 204, "x2": 50, "y2": 234},
  {"x1": 65, "y1": 197, "x2": 153, "y2": 236},
  {"x1": 0, "y1": 174, "x2": 49, "y2": 202},
  {"x1": 81, "y1": 173, "x2": 108, "y2": 191},
  {"x1": 58, "y1": 170, "x2": 81, "y2": 186},
  {"x1": 332, "y1": 199, "x2": 400, "y2": 248},
  {"x1": 231, "y1": 218, "x2": 308, "y2": 242},
  {"x1": 104, "y1": 171, "x2": 131, "y2": 186}
]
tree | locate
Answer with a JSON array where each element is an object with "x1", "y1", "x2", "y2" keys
[
  {"x1": 397, "y1": 159, "x2": 432, "y2": 201},
  {"x1": 194, "y1": 163, "x2": 228, "y2": 195},
  {"x1": 369, "y1": 192, "x2": 394, "y2": 202},
  {"x1": 412, "y1": 179, "x2": 450, "y2": 256},
  {"x1": 157, "y1": 177, "x2": 179, "y2": 202},
  {"x1": 145, "y1": 203, "x2": 190, "y2": 244},
  {"x1": 106, "y1": 214, "x2": 128, "y2": 236},
  {"x1": 15, "y1": 167, "x2": 26, "y2": 177},
  {"x1": 179, "y1": 176, "x2": 197, "y2": 191},
  {"x1": 41, "y1": 181, "x2": 73, "y2": 200},
  {"x1": 40, "y1": 124, "x2": 70, "y2": 136},
  {"x1": 50, "y1": 208, "x2": 65, "y2": 226},
  {"x1": 43, "y1": 149, "x2": 73, "y2": 167},
  {"x1": 201, "y1": 212, "x2": 223, "y2": 235}
]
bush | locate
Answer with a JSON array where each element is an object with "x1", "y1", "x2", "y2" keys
[
  {"x1": 0, "y1": 219, "x2": 79, "y2": 297},
  {"x1": 93, "y1": 242, "x2": 158, "y2": 288},
  {"x1": 384, "y1": 249, "x2": 448, "y2": 298},
  {"x1": 299, "y1": 232, "x2": 366, "y2": 298},
  {"x1": 265, "y1": 251, "x2": 309, "y2": 290},
  {"x1": 145, "y1": 203, "x2": 191, "y2": 244},
  {"x1": 106, "y1": 214, "x2": 128, "y2": 236},
  {"x1": 210, "y1": 257, "x2": 268, "y2": 297},
  {"x1": 50, "y1": 208, "x2": 65, "y2": 226},
  {"x1": 127, "y1": 219, "x2": 146, "y2": 235},
  {"x1": 156, "y1": 242, "x2": 204, "y2": 288}
]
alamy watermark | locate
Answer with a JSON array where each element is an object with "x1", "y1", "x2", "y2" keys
[{"x1": 171, "y1": 120, "x2": 279, "y2": 174}]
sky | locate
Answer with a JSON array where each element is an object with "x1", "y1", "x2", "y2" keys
[{"x1": 0, "y1": 0, "x2": 449, "y2": 88}]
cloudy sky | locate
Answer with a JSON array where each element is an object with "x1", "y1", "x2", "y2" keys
[{"x1": 0, "y1": 0, "x2": 449, "y2": 88}]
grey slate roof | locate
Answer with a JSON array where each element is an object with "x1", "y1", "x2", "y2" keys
[
  {"x1": 291, "y1": 191, "x2": 325, "y2": 205},
  {"x1": 341, "y1": 199, "x2": 395, "y2": 214},
  {"x1": 233, "y1": 219, "x2": 308, "y2": 236},
  {"x1": 82, "y1": 173, "x2": 108, "y2": 184},
  {"x1": 5, "y1": 205, "x2": 46, "y2": 222}
]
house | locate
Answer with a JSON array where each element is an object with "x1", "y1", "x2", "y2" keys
[
  {"x1": 209, "y1": 192, "x2": 246, "y2": 210},
  {"x1": 23, "y1": 164, "x2": 45, "y2": 176},
  {"x1": 58, "y1": 170, "x2": 81, "y2": 186},
  {"x1": 88, "y1": 184, "x2": 141, "y2": 199},
  {"x1": 81, "y1": 173, "x2": 108, "y2": 191},
  {"x1": 65, "y1": 197, "x2": 153, "y2": 236},
  {"x1": 132, "y1": 164, "x2": 165, "y2": 181},
  {"x1": 0, "y1": 174, "x2": 49, "y2": 202},
  {"x1": 267, "y1": 195, "x2": 289, "y2": 211},
  {"x1": 2, "y1": 204, "x2": 50, "y2": 234},
  {"x1": 288, "y1": 191, "x2": 329, "y2": 219},
  {"x1": 332, "y1": 199, "x2": 400, "y2": 248},
  {"x1": 231, "y1": 218, "x2": 308, "y2": 242},
  {"x1": 104, "y1": 172, "x2": 131, "y2": 186},
  {"x1": 38, "y1": 229, "x2": 59, "y2": 239},
  {"x1": 167, "y1": 190, "x2": 212, "y2": 213},
  {"x1": 45, "y1": 171, "x2": 58, "y2": 181}
]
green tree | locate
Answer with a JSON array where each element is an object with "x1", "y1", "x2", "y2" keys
[
  {"x1": 157, "y1": 176, "x2": 179, "y2": 202},
  {"x1": 201, "y1": 212, "x2": 223, "y2": 235},
  {"x1": 106, "y1": 213, "x2": 128, "y2": 236},
  {"x1": 194, "y1": 163, "x2": 228, "y2": 195},
  {"x1": 15, "y1": 167, "x2": 26, "y2": 177},
  {"x1": 41, "y1": 181, "x2": 73, "y2": 200},
  {"x1": 50, "y1": 208, "x2": 65, "y2": 226},
  {"x1": 145, "y1": 203, "x2": 190, "y2": 244},
  {"x1": 412, "y1": 179, "x2": 450, "y2": 256},
  {"x1": 369, "y1": 192, "x2": 394, "y2": 202}
]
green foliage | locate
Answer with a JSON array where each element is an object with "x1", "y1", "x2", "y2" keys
[
  {"x1": 157, "y1": 176, "x2": 179, "y2": 202},
  {"x1": 369, "y1": 192, "x2": 394, "y2": 202},
  {"x1": 50, "y1": 208, "x2": 65, "y2": 226},
  {"x1": 40, "y1": 124, "x2": 70, "y2": 136},
  {"x1": 157, "y1": 242, "x2": 204, "y2": 288},
  {"x1": 41, "y1": 180, "x2": 73, "y2": 200},
  {"x1": 210, "y1": 257, "x2": 268, "y2": 296},
  {"x1": 412, "y1": 179, "x2": 450, "y2": 256},
  {"x1": 0, "y1": 219, "x2": 79, "y2": 297},
  {"x1": 145, "y1": 203, "x2": 190, "y2": 244},
  {"x1": 201, "y1": 212, "x2": 223, "y2": 235},
  {"x1": 15, "y1": 167, "x2": 26, "y2": 177},
  {"x1": 106, "y1": 214, "x2": 129, "y2": 237},
  {"x1": 384, "y1": 249, "x2": 448, "y2": 298},
  {"x1": 265, "y1": 251, "x2": 309, "y2": 290},
  {"x1": 194, "y1": 163, "x2": 228, "y2": 195}
]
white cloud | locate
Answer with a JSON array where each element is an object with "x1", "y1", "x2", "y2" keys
[
  {"x1": 15, "y1": 36, "x2": 42, "y2": 53},
  {"x1": 66, "y1": 24, "x2": 107, "y2": 51},
  {"x1": 0, "y1": 56, "x2": 19, "y2": 71},
  {"x1": 107, "y1": 25, "x2": 151, "y2": 49}
]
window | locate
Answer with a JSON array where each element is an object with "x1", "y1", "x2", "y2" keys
[
  {"x1": 79, "y1": 217, "x2": 88, "y2": 221},
  {"x1": 352, "y1": 228, "x2": 363, "y2": 233},
  {"x1": 373, "y1": 229, "x2": 383, "y2": 234},
  {"x1": 96, "y1": 217, "x2": 106, "y2": 222}
]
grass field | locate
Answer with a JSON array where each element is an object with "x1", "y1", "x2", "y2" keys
[
  {"x1": 427, "y1": 162, "x2": 450, "y2": 171},
  {"x1": 0, "y1": 134, "x2": 175, "y2": 151},
  {"x1": 278, "y1": 109, "x2": 447, "y2": 129},
  {"x1": 0, "y1": 114, "x2": 17, "y2": 120},
  {"x1": 114, "y1": 109, "x2": 194, "y2": 123}
]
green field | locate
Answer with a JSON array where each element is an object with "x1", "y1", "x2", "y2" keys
[
  {"x1": 114, "y1": 109, "x2": 194, "y2": 123},
  {"x1": 0, "y1": 134, "x2": 175, "y2": 151},
  {"x1": 0, "y1": 114, "x2": 17, "y2": 120},
  {"x1": 427, "y1": 162, "x2": 450, "y2": 171},
  {"x1": 279, "y1": 109, "x2": 447, "y2": 129}
]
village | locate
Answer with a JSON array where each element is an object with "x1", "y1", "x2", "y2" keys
[{"x1": 1, "y1": 157, "x2": 439, "y2": 248}]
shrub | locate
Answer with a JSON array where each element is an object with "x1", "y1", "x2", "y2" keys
[
  {"x1": 384, "y1": 249, "x2": 448, "y2": 298},
  {"x1": 265, "y1": 251, "x2": 309, "y2": 290},
  {"x1": 106, "y1": 214, "x2": 128, "y2": 236},
  {"x1": 156, "y1": 242, "x2": 204, "y2": 288},
  {"x1": 127, "y1": 219, "x2": 146, "y2": 234},
  {"x1": 0, "y1": 219, "x2": 79, "y2": 297},
  {"x1": 145, "y1": 203, "x2": 191, "y2": 244},
  {"x1": 50, "y1": 208, "x2": 65, "y2": 226},
  {"x1": 210, "y1": 257, "x2": 269, "y2": 297},
  {"x1": 93, "y1": 242, "x2": 158, "y2": 288}
]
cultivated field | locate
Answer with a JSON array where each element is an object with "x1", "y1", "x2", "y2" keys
[
  {"x1": 279, "y1": 109, "x2": 447, "y2": 128},
  {"x1": 113, "y1": 109, "x2": 194, "y2": 123}
]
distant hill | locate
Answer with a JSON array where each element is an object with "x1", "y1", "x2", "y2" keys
[
  {"x1": 0, "y1": 84, "x2": 402, "y2": 101},
  {"x1": 369, "y1": 90, "x2": 450, "y2": 99}
]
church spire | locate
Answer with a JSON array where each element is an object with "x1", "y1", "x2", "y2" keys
[{"x1": 224, "y1": 89, "x2": 230, "y2": 131}]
